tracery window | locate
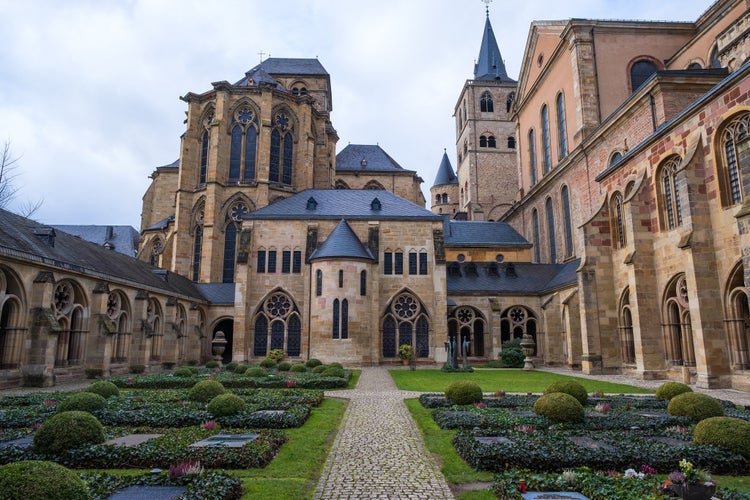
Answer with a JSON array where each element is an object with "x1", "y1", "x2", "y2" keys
[
  {"x1": 229, "y1": 106, "x2": 258, "y2": 183},
  {"x1": 146, "y1": 298, "x2": 163, "y2": 361},
  {"x1": 541, "y1": 104, "x2": 551, "y2": 173},
  {"x1": 480, "y1": 92, "x2": 494, "y2": 113},
  {"x1": 619, "y1": 288, "x2": 635, "y2": 364},
  {"x1": 721, "y1": 112, "x2": 750, "y2": 206},
  {"x1": 199, "y1": 110, "x2": 213, "y2": 186},
  {"x1": 332, "y1": 298, "x2": 349, "y2": 339},
  {"x1": 659, "y1": 156, "x2": 683, "y2": 230},
  {"x1": 663, "y1": 274, "x2": 695, "y2": 367},
  {"x1": 223, "y1": 200, "x2": 250, "y2": 283},
  {"x1": 269, "y1": 112, "x2": 293, "y2": 185},
  {"x1": 448, "y1": 306, "x2": 485, "y2": 357},
  {"x1": 253, "y1": 291, "x2": 301, "y2": 357},
  {"x1": 382, "y1": 291, "x2": 429, "y2": 358},
  {"x1": 192, "y1": 203, "x2": 204, "y2": 282},
  {"x1": 107, "y1": 291, "x2": 130, "y2": 363},
  {"x1": 556, "y1": 92, "x2": 568, "y2": 158},
  {"x1": 725, "y1": 263, "x2": 750, "y2": 370},
  {"x1": 51, "y1": 280, "x2": 85, "y2": 368},
  {"x1": 500, "y1": 306, "x2": 537, "y2": 355}
]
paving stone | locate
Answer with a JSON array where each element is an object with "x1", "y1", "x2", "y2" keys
[
  {"x1": 107, "y1": 485, "x2": 186, "y2": 500},
  {"x1": 104, "y1": 433, "x2": 162, "y2": 447}
]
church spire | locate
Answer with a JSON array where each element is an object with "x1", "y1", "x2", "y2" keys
[{"x1": 473, "y1": 2, "x2": 511, "y2": 81}]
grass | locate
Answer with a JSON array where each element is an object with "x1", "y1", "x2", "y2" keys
[
  {"x1": 390, "y1": 369, "x2": 654, "y2": 394},
  {"x1": 233, "y1": 397, "x2": 347, "y2": 499}
]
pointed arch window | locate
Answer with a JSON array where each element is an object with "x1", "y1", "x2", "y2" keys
[
  {"x1": 721, "y1": 112, "x2": 749, "y2": 206},
  {"x1": 332, "y1": 299, "x2": 340, "y2": 339},
  {"x1": 541, "y1": 104, "x2": 551, "y2": 173},
  {"x1": 528, "y1": 129, "x2": 537, "y2": 186},
  {"x1": 663, "y1": 275, "x2": 695, "y2": 367},
  {"x1": 532, "y1": 208, "x2": 540, "y2": 263},
  {"x1": 269, "y1": 112, "x2": 293, "y2": 185},
  {"x1": 659, "y1": 156, "x2": 683, "y2": 230},
  {"x1": 222, "y1": 200, "x2": 249, "y2": 283},
  {"x1": 199, "y1": 111, "x2": 213, "y2": 186},
  {"x1": 192, "y1": 205, "x2": 204, "y2": 282},
  {"x1": 545, "y1": 197, "x2": 556, "y2": 262},
  {"x1": 229, "y1": 106, "x2": 258, "y2": 183},
  {"x1": 480, "y1": 92, "x2": 493, "y2": 113},
  {"x1": 253, "y1": 291, "x2": 300, "y2": 357},
  {"x1": 382, "y1": 292, "x2": 429, "y2": 358},
  {"x1": 611, "y1": 192, "x2": 626, "y2": 248},
  {"x1": 619, "y1": 288, "x2": 635, "y2": 364},
  {"x1": 561, "y1": 185, "x2": 573, "y2": 257},
  {"x1": 556, "y1": 92, "x2": 568, "y2": 158}
]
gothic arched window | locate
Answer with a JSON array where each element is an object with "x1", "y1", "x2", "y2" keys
[
  {"x1": 192, "y1": 204, "x2": 204, "y2": 282},
  {"x1": 720, "y1": 112, "x2": 749, "y2": 207},
  {"x1": 532, "y1": 208, "x2": 540, "y2": 263},
  {"x1": 199, "y1": 110, "x2": 213, "y2": 186},
  {"x1": 611, "y1": 192, "x2": 626, "y2": 248},
  {"x1": 228, "y1": 106, "x2": 258, "y2": 183},
  {"x1": 222, "y1": 200, "x2": 250, "y2": 283},
  {"x1": 659, "y1": 156, "x2": 683, "y2": 230},
  {"x1": 480, "y1": 92, "x2": 493, "y2": 113},
  {"x1": 269, "y1": 112, "x2": 293, "y2": 185}
]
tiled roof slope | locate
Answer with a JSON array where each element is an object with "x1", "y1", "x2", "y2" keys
[
  {"x1": 447, "y1": 259, "x2": 580, "y2": 294},
  {"x1": 53, "y1": 224, "x2": 140, "y2": 257},
  {"x1": 196, "y1": 283, "x2": 235, "y2": 305},
  {"x1": 443, "y1": 220, "x2": 531, "y2": 247},
  {"x1": 432, "y1": 151, "x2": 458, "y2": 187},
  {"x1": 0, "y1": 209, "x2": 204, "y2": 300},
  {"x1": 336, "y1": 144, "x2": 413, "y2": 173},
  {"x1": 310, "y1": 219, "x2": 375, "y2": 261},
  {"x1": 474, "y1": 15, "x2": 515, "y2": 82},
  {"x1": 246, "y1": 58, "x2": 328, "y2": 76},
  {"x1": 245, "y1": 189, "x2": 441, "y2": 221}
]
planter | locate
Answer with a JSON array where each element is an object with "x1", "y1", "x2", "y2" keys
[
  {"x1": 401, "y1": 359, "x2": 410, "y2": 366},
  {"x1": 671, "y1": 483, "x2": 716, "y2": 500}
]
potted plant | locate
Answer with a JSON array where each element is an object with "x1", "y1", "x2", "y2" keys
[
  {"x1": 665, "y1": 460, "x2": 716, "y2": 500},
  {"x1": 398, "y1": 344, "x2": 413, "y2": 365}
]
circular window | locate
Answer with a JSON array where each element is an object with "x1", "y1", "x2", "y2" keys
[
  {"x1": 457, "y1": 254, "x2": 466, "y2": 262},
  {"x1": 495, "y1": 254, "x2": 505, "y2": 263}
]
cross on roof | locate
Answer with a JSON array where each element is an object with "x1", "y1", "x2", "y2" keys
[
  {"x1": 258, "y1": 50, "x2": 266, "y2": 63},
  {"x1": 482, "y1": 0, "x2": 492, "y2": 15}
]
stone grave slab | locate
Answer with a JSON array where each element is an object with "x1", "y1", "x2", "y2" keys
[
  {"x1": 475, "y1": 436, "x2": 514, "y2": 445},
  {"x1": 523, "y1": 492, "x2": 589, "y2": 499},
  {"x1": 569, "y1": 436, "x2": 615, "y2": 451},
  {"x1": 190, "y1": 433, "x2": 259, "y2": 448},
  {"x1": 254, "y1": 409, "x2": 286, "y2": 417},
  {"x1": 105, "y1": 433, "x2": 162, "y2": 447},
  {"x1": 509, "y1": 410, "x2": 536, "y2": 417},
  {"x1": 637, "y1": 412, "x2": 666, "y2": 418},
  {"x1": 651, "y1": 436, "x2": 688, "y2": 447},
  {"x1": 0, "y1": 436, "x2": 33, "y2": 449},
  {"x1": 107, "y1": 485, "x2": 186, "y2": 500}
]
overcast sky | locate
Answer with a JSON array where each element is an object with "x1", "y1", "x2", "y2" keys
[{"x1": 0, "y1": 0, "x2": 712, "y2": 228}]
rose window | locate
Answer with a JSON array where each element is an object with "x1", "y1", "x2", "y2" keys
[
  {"x1": 229, "y1": 202, "x2": 249, "y2": 222},
  {"x1": 275, "y1": 113, "x2": 289, "y2": 131},
  {"x1": 202, "y1": 112, "x2": 214, "y2": 129},
  {"x1": 677, "y1": 277, "x2": 689, "y2": 307},
  {"x1": 152, "y1": 238, "x2": 162, "y2": 255},
  {"x1": 509, "y1": 307, "x2": 527, "y2": 324},
  {"x1": 265, "y1": 293, "x2": 292, "y2": 318},
  {"x1": 456, "y1": 307, "x2": 475, "y2": 325},
  {"x1": 394, "y1": 294, "x2": 419, "y2": 320},
  {"x1": 54, "y1": 283, "x2": 73, "y2": 314},
  {"x1": 106, "y1": 292, "x2": 122, "y2": 320},
  {"x1": 235, "y1": 107, "x2": 254, "y2": 125},
  {"x1": 195, "y1": 207, "x2": 204, "y2": 226}
]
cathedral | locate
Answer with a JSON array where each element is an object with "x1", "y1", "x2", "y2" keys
[{"x1": 1, "y1": 0, "x2": 749, "y2": 390}]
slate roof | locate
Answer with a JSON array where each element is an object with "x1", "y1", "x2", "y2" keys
[
  {"x1": 243, "y1": 58, "x2": 328, "y2": 78},
  {"x1": 144, "y1": 215, "x2": 175, "y2": 232},
  {"x1": 234, "y1": 66, "x2": 283, "y2": 88},
  {"x1": 432, "y1": 151, "x2": 458, "y2": 187},
  {"x1": 474, "y1": 14, "x2": 515, "y2": 82},
  {"x1": 309, "y1": 220, "x2": 375, "y2": 261},
  {"x1": 196, "y1": 283, "x2": 235, "y2": 305},
  {"x1": 447, "y1": 259, "x2": 580, "y2": 295},
  {"x1": 0, "y1": 209, "x2": 204, "y2": 301},
  {"x1": 53, "y1": 225, "x2": 140, "y2": 257},
  {"x1": 336, "y1": 144, "x2": 413, "y2": 173},
  {"x1": 158, "y1": 159, "x2": 179, "y2": 169},
  {"x1": 443, "y1": 220, "x2": 531, "y2": 247},
  {"x1": 245, "y1": 189, "x2": 442, "y2": 221}
]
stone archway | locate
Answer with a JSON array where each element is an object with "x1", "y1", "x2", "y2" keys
[{"x1": 213, "y1": 318, "x2": 234, "y2": 364}]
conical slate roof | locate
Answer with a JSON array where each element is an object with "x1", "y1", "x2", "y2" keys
[
  {"x1": 309, "y1": 219, "x2": 375, "y2": 261},
  {"x1": 474, "y1": 14, "x2": 514, "y2": 82},
  {"x1": 432, "y1": 151, "x2": 457, "y2": 187}
]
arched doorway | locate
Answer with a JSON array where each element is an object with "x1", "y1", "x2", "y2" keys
[
  {"x1": 252, "y1": 290, "x2": 301, "y2": 358},
  {"x1": 500, "y1": 306, "x2": 537, "y2": 355},
  {"x1": 382, "y1": 291, "x2": 430, "y2": 359},
  {"x1": 448, "y1": 306, "x2": 486, "y2": 357},
  {"x1": 213, "y1": 318, "x2": 234, "y2": 364},
  {"x1": 725, "y1": 262, "x2": 750, "y2": 370}
]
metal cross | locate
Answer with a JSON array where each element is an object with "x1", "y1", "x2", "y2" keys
[
  {"x1": 258, "y1": 50, "x2": 265, "y2": 63},
  {"x1": 482, "y1": 0, "x2": 492, "y2": 15}
]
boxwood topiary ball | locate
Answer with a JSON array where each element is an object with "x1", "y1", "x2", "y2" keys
[
  {"x1": 277, "y1": 362, "x2": 292, "y2": 372},
  {"x1": 545, "y1": 380, "x2": 588, "y2": 404},
  {"x1": 321, "y1": 367, "x2": 346, "y2": 378},
  {"x1": 57, "y1": 392, "x2": 107, "y2": 413},
  {"x1": 655, "y1": 381, "x2": 692, "y2": 400},
  {"x1": 312, "y1": 365, "x2": 328, "y2": 374},
  {"x1": 533, "y1": 392, "x2": 585, "y2": 423},
  {"x1": 290, "y1": 363, "x2": 308, "y2": 373},
  {"x1": 260, "y1": 358, "x2": 276, "y2": 368},
  {"x1": 306, "y1": 358, "x2": 322, "y2": 368},
  {"x1": 0, "y1": 460, "x2": 91, "y2": 500},
  {"x1": 207, "y1": 393, "x2": 246, "y2": 417},
  {"x1": 667, "y1": 392, "x2": 724, "y2": 422},
  {"x1": 244, "y1": 367, "x2": 267, "y2": 378},
  {"x1": 188, "y1": 379, "x2": 226, "y2": 403},
  {"x1": 85, "y1": 380, "x2": 119, "y2": 399},
  {"x1": 445, "y1": 380, "x2": 484, "y2": 405},
  {"x1": 174, "y1": 367, "x2": 194, "y2": 377},
  {"x1": 34, "y1": 411, "x2": 105, "y2": 454},
  {"x1": 694, "y1": 416, "x2": 750, "y2": 459}
]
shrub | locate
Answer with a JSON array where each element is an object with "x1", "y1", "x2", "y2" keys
[
  {"x1": 312, "y1": 365, "x2": 328, "y2": 374},
  {"x1": 162, "y1": 362, "x2": 176, "y2": 370},
  {"x1": 322, "y1": 367, "x2": 346, "y2": 378},
  {"x1": 328, "y1": 362, "x2": 343, "y2": 369},
  {"x1": 667, "y1": 392, "x2": 724, "y2": 422},
  {"x1": 306, "y1": 358, "x2": 322, "y2": 368},
  {"x1": 233, "y1": 364, "x2": 249, "y2": 374},
  {"x1": 694, "y1": 416, "x2": 750, "y2": 459},
  {"x1": 225, "y1": 361, "x2": 239, "y2": 372},
  {"x1": 268, "y1": 349, "x2": 285, "y2": 363},
  {"x1": 546, "y1": 380, "x2": 588, "y2": 405},
  {"x1": 186, "y1": 359, "x2": 199, "y2": 366},
  {"x1": 245, "y1": 367, "x2": 267, "y2": 378},
  {"x1": 129, "y1": 364, "x2": 145, "y2": 374},
  {"x1": 260, "y1": 358, "x2": 276, "y2": 368},
  {"x1": 445, "y1": 380, "x2": 483, "y2": 405},
  {"x1": 277, "y1": 362, "x2": 292, "y2": 372},
  {"x1": 174, "y1": 367, "x2": 194, "y2": 378},
  {"x1": 84, "y1": 368, "x2": 103, "y2": 379},
  {"x1": 499, "y1": 348, "x2": 525, "y2": 368},
  {"x1": 655, "y1": 381, "x2": 692, "y2": 400},
  {"x1": 0, "y1": 461, "x2": 91, "y2": 500},
  {"x1": 205, "y1": 360, "x2": 220, "y2": 369},
  {"x1": 290, "y1": 364, "x2": 307, "y2": 373},
  {"x1": 34, "y1": 411, "x2": 105, "y2": 454},
  {"x1": 86, "y1": 380, "x2": 120, "y2": 399},
  {"x1": 57, "y1": 392, "x2": 107, "y2": 413},
  {"x1": 533, "y1": 392, "x2": 584, "y2": 423},
  {"x1": 206, "y1": 393, "x2": 246, "y2": 417},
  {"x1": 188, "y1": 380, "x2": 226, "y2": 403}
]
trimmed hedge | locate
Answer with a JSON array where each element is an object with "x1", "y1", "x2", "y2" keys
[
  {"x1": 306, "y1": 358, "x2": 322, "y2": 368},
  {"x1": 445, "y1": 380, "x2": 483, "y2": 405},
  {"x1": 546, "y1": 380, "x2": 588, "y2": 405},
  {"x1": 206, "y1": 393, "x2": 246, "y2": 417},
  {"x1": 174, "y1": 367, "x2": 194, "y2": 378},
  {"x1": 85, "y1": 381, "x2": 119, "y2": 399},
  {"x1": 0, "y1": 461, "x2": 91, "y2": 500},
  {"x1": 34, "y1": 411, "x2": 105, "y2": 454},
  {"x1": 188, "y1": 380, "x2": 226, "y2": 403},
  {"x1": 694, "y1": 416, "x2": 750, "y2": 459},
  {"x1": 655, "y1": 381, "x2": 692, "y2": 400},
  {"x1": 533, "y1": 392, "x2": 584, "y2": 423},
  {"x1": 57, "y1": 392, "x2": 107, "y2": 413},
  {"x1": 667, "y1": 392, "x2": 724, "y2": 422}
]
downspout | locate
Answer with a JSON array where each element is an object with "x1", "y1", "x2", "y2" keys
[
  {"x1": 307, "y1": 261, "x2": 313, "y2": 360},
  {"x1": 650, "y1": 94, "x2": 658, "y2": 132},
  {"x1": 590, "y1": 28, "x2": 602, "y2": 123}
]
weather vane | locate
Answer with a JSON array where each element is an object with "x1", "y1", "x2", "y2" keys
[{"x1": 483, "y1": 0, "x2": 492, "y2": 15}]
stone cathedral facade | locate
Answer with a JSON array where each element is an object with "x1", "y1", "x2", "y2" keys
[{"x1": 1, "y1": 0, "x2": 750, "y2": 390}]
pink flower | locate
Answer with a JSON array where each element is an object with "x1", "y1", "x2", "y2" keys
[
  {"x1": 42, "y1": 400, "x2": 58, "y2": 407},
  {"x1": 126, "y1": 377, "x2": 136, "y2": 384},
  {"x1": 31, "y1": 422, "x2": 41, "y2": 431},
  {"x1": 515, "y1": 424, "x2": 536, "y2": 433},
  {"x1": 641, "y1": 464, "x2": 657, "y2": 475},
  {"x1": 495, "y1": 390, "x2": 506, "y2": 397},
  {"x1": 474, "y1": 401, "x2": 486, "y2": 410},
  {"x1": 285, "y1": 380, "x2": 295, "y2": 388},
  {"x1": 202, "y1": 420, "x2": 217, "y2": 430}
]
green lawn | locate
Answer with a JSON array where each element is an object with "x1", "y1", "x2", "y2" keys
[{"x1": 390, "y1": 368, "x2": 654, "y2": 394}]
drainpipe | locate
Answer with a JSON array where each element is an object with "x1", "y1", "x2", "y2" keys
[{"x1": 590, "y1": 28, "x2": 602, "y2": 123}]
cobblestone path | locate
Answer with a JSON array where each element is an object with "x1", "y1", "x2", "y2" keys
[{"x1": 314, "y1": 367, "x2": 454, "y2": 499}]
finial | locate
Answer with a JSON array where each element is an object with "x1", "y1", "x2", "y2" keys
[{"x1": 482, "y1": 0, "x2": 492, "y2": 16}]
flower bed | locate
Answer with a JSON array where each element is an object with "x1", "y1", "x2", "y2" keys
[
  {"x1": 109, "y1": 370, "x2": 350, "y2": 390},
  {"x1": 83, "y1": 470, "x2": 243, "y2": 499}
]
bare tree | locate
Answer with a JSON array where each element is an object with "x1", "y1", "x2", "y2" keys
[{"x1": 0, "y1": 140, "x2": 42, "y2": 217}]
